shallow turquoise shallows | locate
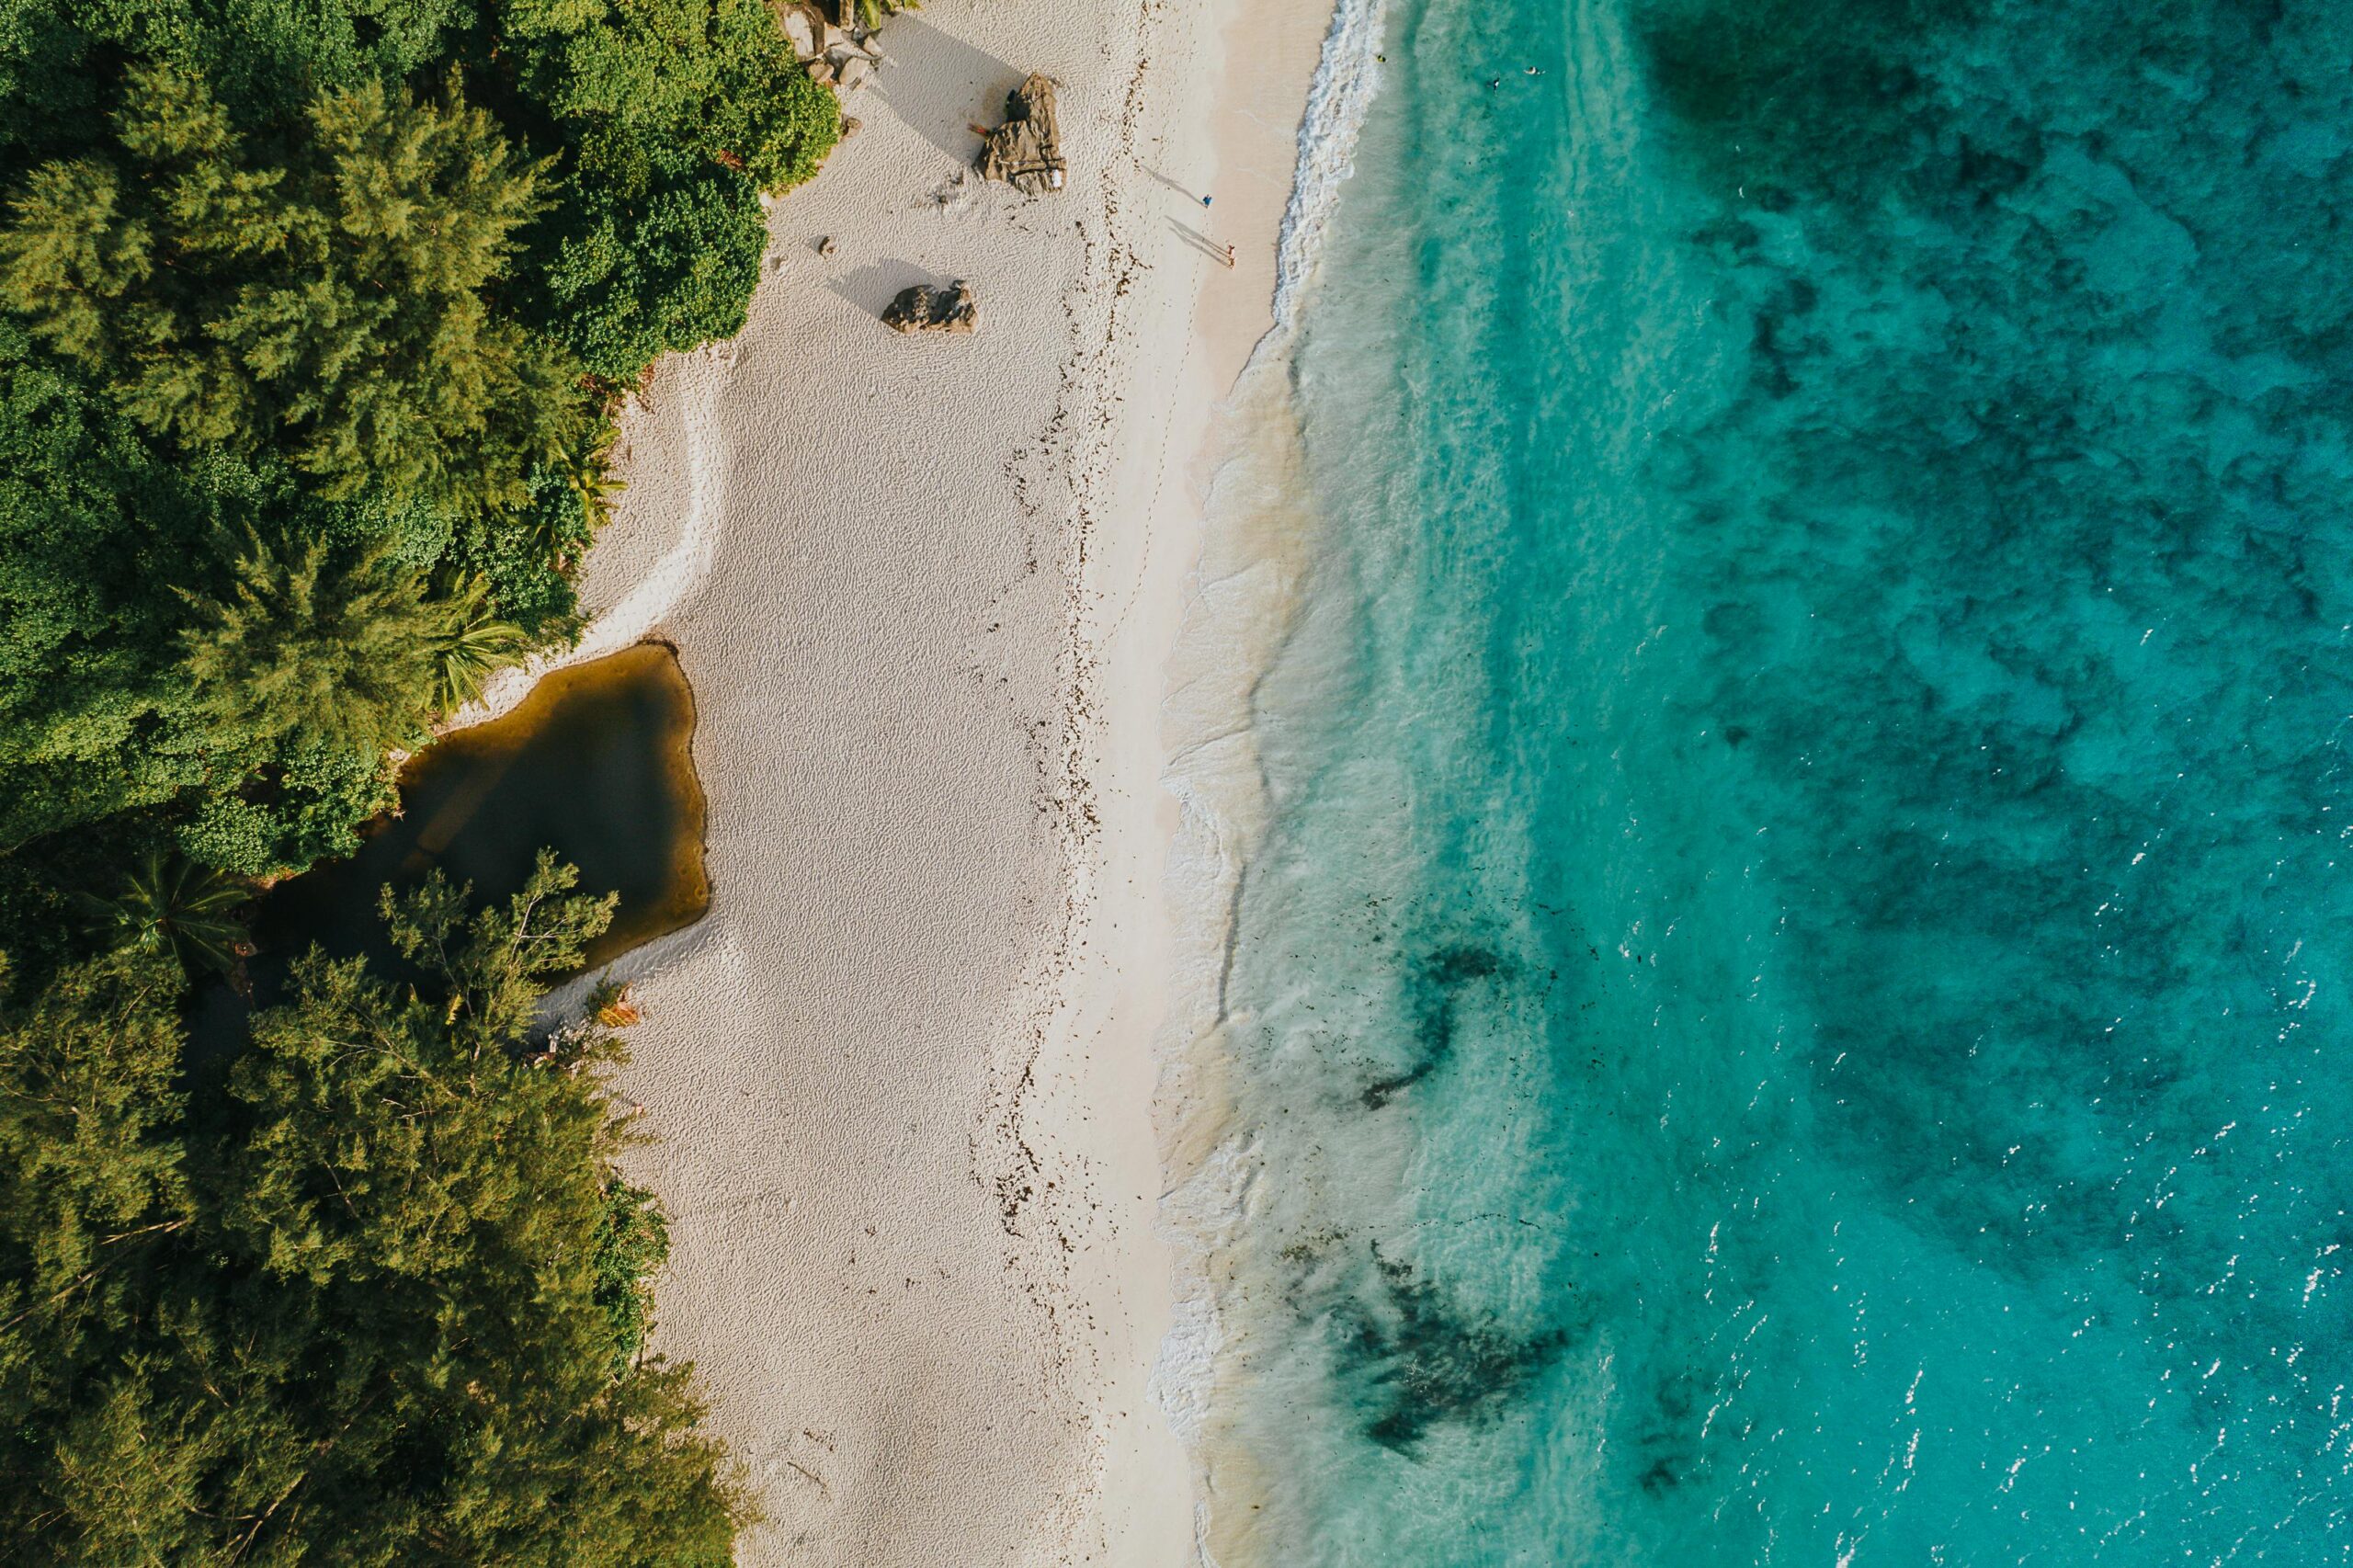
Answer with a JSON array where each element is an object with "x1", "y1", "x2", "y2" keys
[{"x1": 1209, "y1": 0, "x2": 2353, "y2": 1562}]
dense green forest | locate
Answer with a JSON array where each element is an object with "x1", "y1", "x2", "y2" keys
[
  {"x1": 1, "y1": 858, "x2": 741, "y2": 1561},
  {"x1": 0, "y1": 0, "x2": 839, "y2": 1557},
  {"x1": 0, "y1": 0, "x2": 835, "y2": 917}
]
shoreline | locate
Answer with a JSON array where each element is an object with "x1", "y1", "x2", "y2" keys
[
  {"x1": 529, "y1": 0, "x2": 1331, "y2": 1560},
  {"x1": 1154, "y1": 0, "x2": 1385, "y2": 1558},
  {"x1": 1084, "y1": 0, "x2": 1339, "y2": 1553}
]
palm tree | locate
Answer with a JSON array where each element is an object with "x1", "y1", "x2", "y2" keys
[
  {"x1": 77, "y1": 851, "x2": 251, "y2": 978},
  {"x1": 557, "y1": 421, "x2": 623, "y2": 538},
  {"x1": 429, "y1": 578, "x2": 529, "y2": 715}
]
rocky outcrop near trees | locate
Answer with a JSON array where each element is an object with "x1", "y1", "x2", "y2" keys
[
  {"x1": 978, "y1": 74, "x2": 1065, "y2": 194},
  {"x1": 776, "y1": 1, "x2": 888, "y2": 90}
]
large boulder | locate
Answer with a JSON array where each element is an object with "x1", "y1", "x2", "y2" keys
[
  {"x1": 881, "y1": 280, "x2": 980, "y2": 335},
  {"x1": 978, "y1": 74, "x2": 1066, "y2": 195}
]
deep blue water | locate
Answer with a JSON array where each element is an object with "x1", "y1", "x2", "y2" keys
[{"x1": 1202, "y1": 0, "x2": 2353, "y2": 1562}]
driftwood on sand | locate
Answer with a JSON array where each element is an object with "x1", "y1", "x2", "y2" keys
[{"x1": 978, "y1": 74, "x2": 1065, "y2": 194}]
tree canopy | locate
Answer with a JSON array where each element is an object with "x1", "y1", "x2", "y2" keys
[
  {"x1": 2, "y1": 66, "x2": 572, "y2": 517},
  {"x1": 0, "y1": 0, "x2": 836, "y2": 885},
  {"x1": 0, "y1": 2, "x2": 838, "y2": 1555},
  {"x1": 0, "y1": 859, "x2": 743, "y2": 1563}
]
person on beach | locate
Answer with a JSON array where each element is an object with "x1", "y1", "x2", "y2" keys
[{"x1": 1223, "y1": 244, "x2": 1235, "y2": 268}]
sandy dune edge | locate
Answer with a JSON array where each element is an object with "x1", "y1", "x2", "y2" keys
[{"x1": 505, "y1": 0, "x2": 1329, "y2": 1562}]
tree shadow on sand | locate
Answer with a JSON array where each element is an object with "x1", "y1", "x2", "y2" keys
[{"x1": 867, "y1": 16, "x2": 1028, "y2": 166}]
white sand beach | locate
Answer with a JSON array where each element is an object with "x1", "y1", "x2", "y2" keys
[{"x1": 537, "y1": 0, "x2": 1332, "y2": 1560}]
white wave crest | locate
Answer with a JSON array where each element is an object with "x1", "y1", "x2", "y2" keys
[{"x1": 1269, "y1": 0, "x2": 1393, "y2": 335}]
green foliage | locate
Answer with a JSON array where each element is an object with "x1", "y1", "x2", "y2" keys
[
  {"x1": 430, "y1": 577, "x2": 533, "y2": 711},
  {"x1": 855, "y1": 0, "x2": 922, "y2": 35},
  {"x1": 377, "y1": 846, "x2": 617, "y2": 1042},
  {"x1": 503, "y1": 0, "x2": 837, "y2": 378},
  {"x1": 0, "y1": 864, "x2": 745, "y2": 1562},
  {"x1": 506, "y1": 0, "x2": 839, "y2": 194},
  {"x1": 594, "y1": 1176, "x2": 670, "y2": 1372},
  {"x1": 178, "y1": 533, "x2": 448, "y2": 756},
  {"x1": 0, "y1": 0, "x2": 836, "y2": 1528},
  {"x1": 721, "y1": 44, "x2": 845, "y2": 192},
  {"x1": 0, "y1": 326, "x2": 469, "y2": 869},
  {"x1": 452, "y1": 453, "x2": 600, "y2": 635},
  {"x1": 0, "y1": 325, "x2": 226, "y2": 851},
  {"x1": 0, "y1": 64, "x2": 584, "y2": 518},
  {"x1": 0, "y1": 19, "x2": 826, "y2": 1543},
  {"x1": 0, "y1": 0, "x2": 481, "y2": 161},
  {"x1": 0, "y1": 946, "x2": 189, "y2": 1329},
  {"x1": 73, "y1": 848, "x2": 248, "y2": 977},
  {"x1": 544, "y1": 142, "x2": 770, "y2": 380},
  {"x1": 176, "y1": 733, "x2": 401, "y2": 877},
  {"x1": 0, "y1": 0, "x2": 841, "y2": 879}
]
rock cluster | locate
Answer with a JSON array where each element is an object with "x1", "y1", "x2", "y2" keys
[
  {"x1": 779, "y1": 2, "x2": 885, "y2": 91},
  {"x1": 978, "y1": 74, "x2": 1066, "y2": 195},
  {"x1": 771, "y1": 9, "x2": 1060, "y2": 343},
  {"x1": 881, "y1": 280, "x2": 980, "y2": 335}
]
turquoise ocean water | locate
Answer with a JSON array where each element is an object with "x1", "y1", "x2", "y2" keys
[{"x1": 1187, "y1": 1, "x2": 2353, "y2": 1562}]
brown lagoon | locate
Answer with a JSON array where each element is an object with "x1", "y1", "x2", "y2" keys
[{"x1": 253, "y1": 642, "x2": 709, "y2": 979}]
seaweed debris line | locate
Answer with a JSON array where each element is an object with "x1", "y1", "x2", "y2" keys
[{"x1": 255, "y1": 642, "x2": 710, "y2": 983}]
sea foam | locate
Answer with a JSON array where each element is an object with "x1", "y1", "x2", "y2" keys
[
  {"x1": 1151, "y1": 0, "x2": 1392, "y2": 1551},
  {"x1": 1268, "y1": 0, "x2": 1392, "y2": 335}
]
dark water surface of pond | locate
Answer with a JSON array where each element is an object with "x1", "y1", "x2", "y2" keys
[{"x1": 255, "y1": 641, "x2": 709, "y2": 980}]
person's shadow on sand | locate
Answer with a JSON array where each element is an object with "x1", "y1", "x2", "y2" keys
[
  {"x1": 1167, "y1": 216, "x2": 1230, "y2": 265},
  {"x1": 867, "y1": 16, "x2": 1027, "y2": 166}
]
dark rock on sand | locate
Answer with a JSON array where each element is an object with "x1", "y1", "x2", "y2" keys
[
  {"x1": 979, "y1": 74, "x2": 1066, "y2": 195},
  {"x1": 882, "y1": 280, "x2": 979, "y2": 335}
]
